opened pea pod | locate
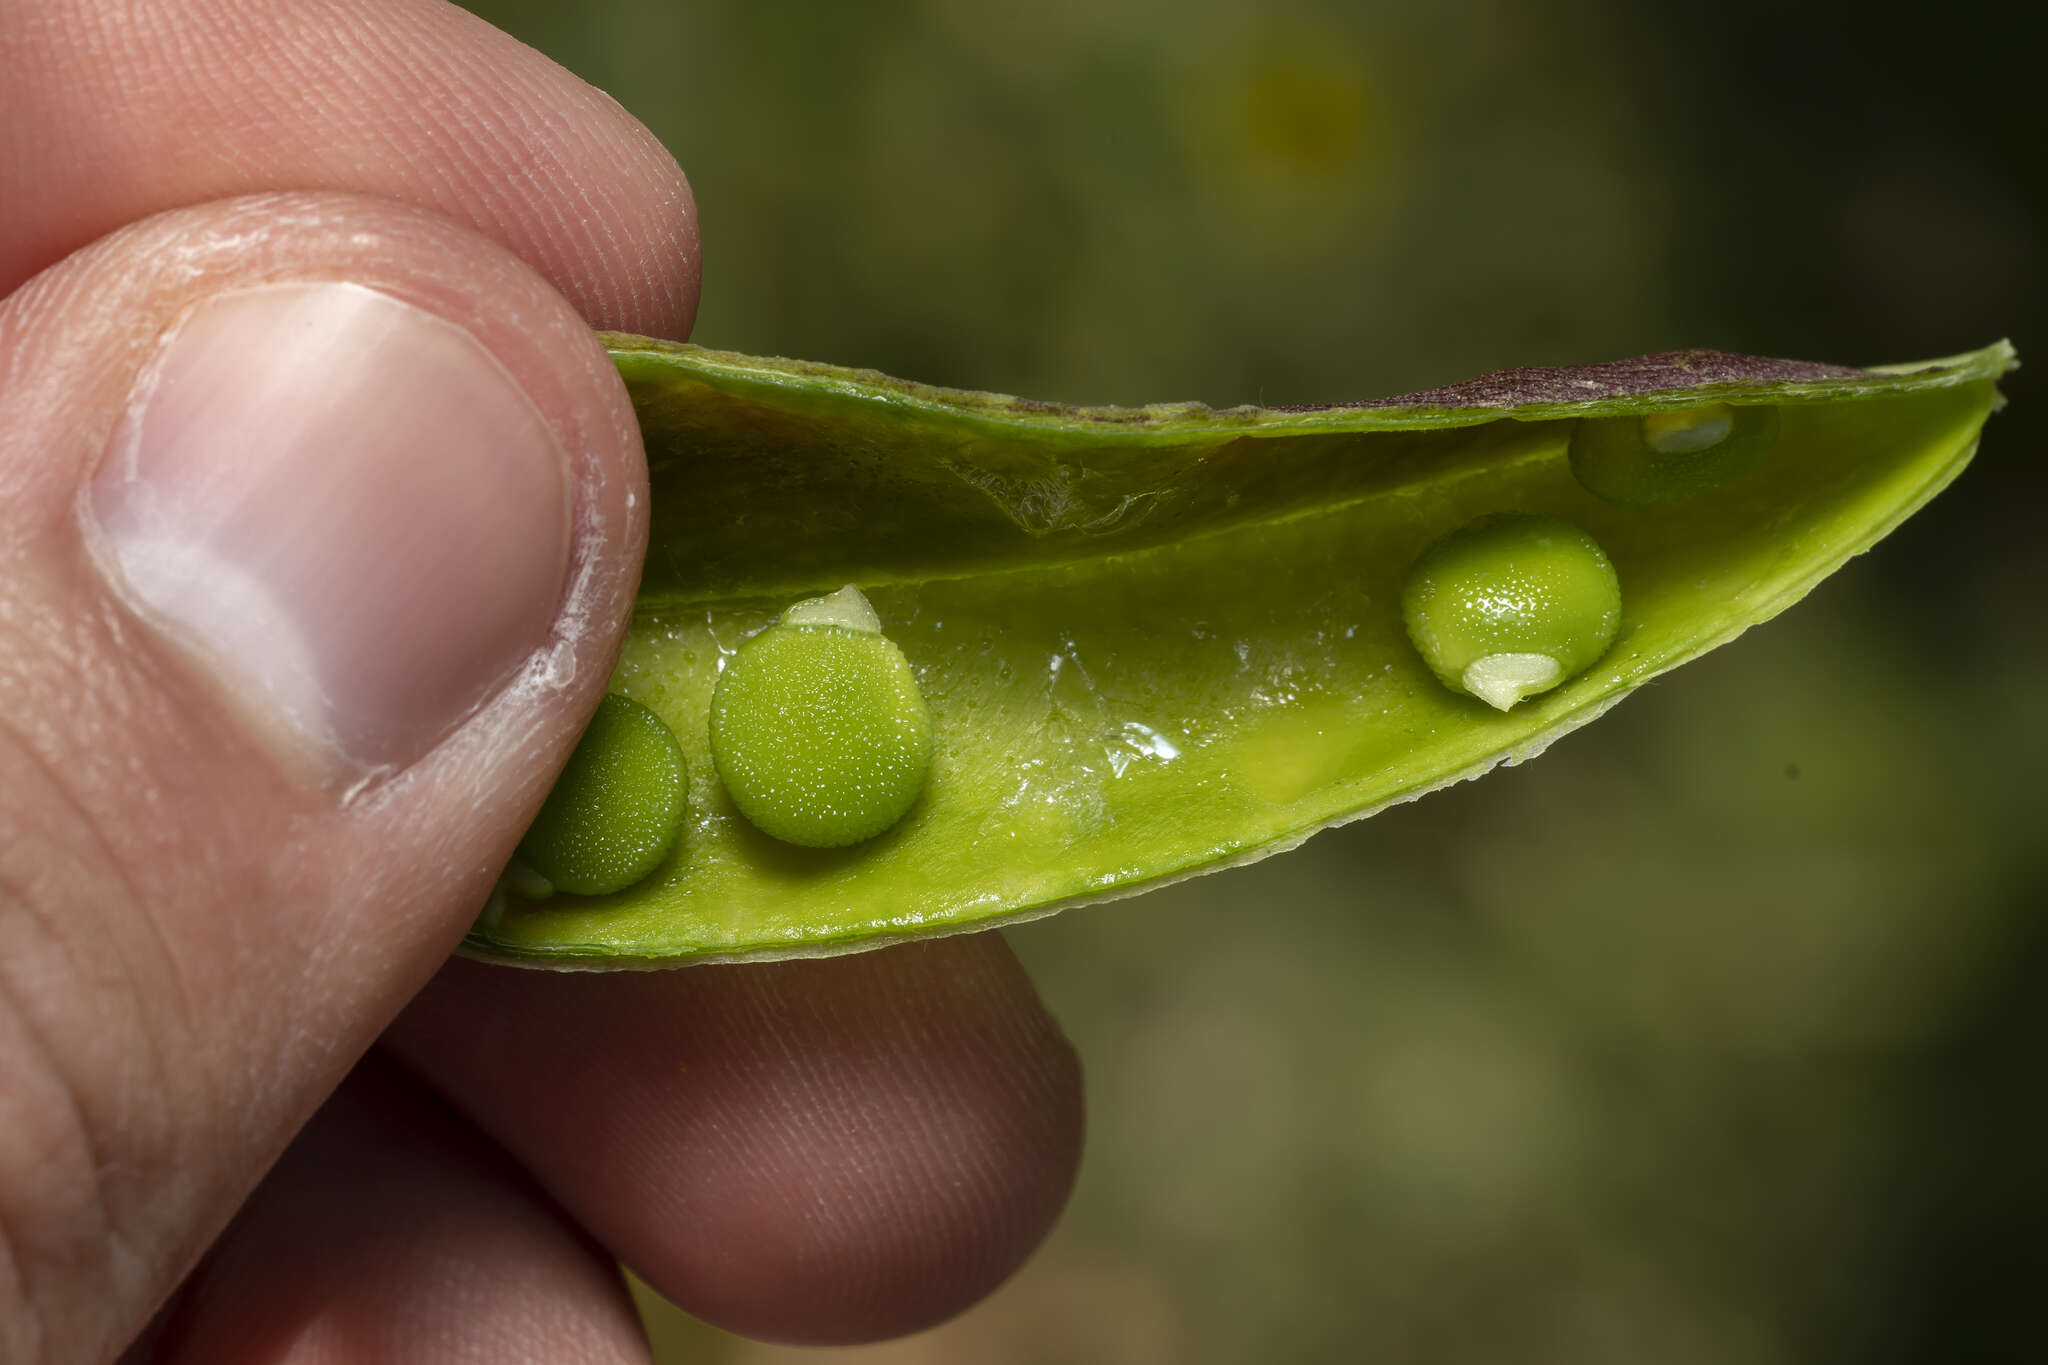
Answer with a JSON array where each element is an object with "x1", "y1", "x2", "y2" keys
[{"x1": 470, "y1": 339, "x2": 2015, "y2": 967}]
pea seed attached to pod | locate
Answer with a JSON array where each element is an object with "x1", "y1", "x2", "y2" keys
[
  {"x1": 1569, "y1": 402, "x2": 1779, "y2": 506},
  {"x1": 710, "y1": 584, "x2": 934, "y2": 848},
  {"x1": 461, "y1": 336, "x2": 2011, "y2": 967},
  {"x1": 1401, "y1": 514, "x2": 1622, "y2": 712},
  {"x1": 516, "y1": 692, "x2": 691, "y2": 897}
]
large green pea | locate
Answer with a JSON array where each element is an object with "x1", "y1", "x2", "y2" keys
[
  {"x1": 1401, "y1": 514, "x2": 1621, "y2": 711},
  {"x1": 1569, "y1": 402, "x2": 1779, "y2": 506},
  {"x1": 516, "y1": 692, "x2": 690, "y2": 896},
  {"x1": 710, "y1": 585, "x2": 933, "y2": 848}
]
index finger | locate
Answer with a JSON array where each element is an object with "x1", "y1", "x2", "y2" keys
[{"x1": 0, "y1": 0, "x2": 698, "y2": 335}]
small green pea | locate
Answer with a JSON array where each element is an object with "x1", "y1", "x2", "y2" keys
[
  {"x1": 1401, "y1": 514, "x2": 1621, "y2": 711},
  {"x1": 1568, "y1": 402, "x2": 1779, "y2": 506},
  {"x1": 710, "y1": 585, "x2": 933, "y2": 848},
  {"x1": 516, "y1": 692, "x2": 690, "y2": 896}
]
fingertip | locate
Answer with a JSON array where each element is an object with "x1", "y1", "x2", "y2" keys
[{"x1": 390, "y1": 935, "x2": 1086, "y2": 1345}]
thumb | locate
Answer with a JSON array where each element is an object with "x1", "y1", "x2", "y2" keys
[{"x1": 0, "y1": 192, "x2": 645, "y2": 1359}]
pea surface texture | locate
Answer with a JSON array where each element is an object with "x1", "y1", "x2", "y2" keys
[
  {"x1": 710, "y1": 586, "x2": 934, "y2": 848},
  {"x1": 1569, "y1": 402, "x2": 1780, "y2": 505},
  {"x1": 516, "y1": 692, "x2": 690, "y2": 896},
  {"x1": 1401, "y1": 514, "x2": 1622, "y2": 711}
]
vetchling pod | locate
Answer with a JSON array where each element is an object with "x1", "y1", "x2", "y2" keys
[
  {"x1": 709, "y1": 585, "x2": 934, "y2": 848},
  {"x1": 468, "y1": 339, "x2": 2014, "y2": 967},
  {"x1": 1569, "y1": 401, "x2": 1780, "y2": 505},
  {"x1": 513, "y1": 693, "x2": 689, "y2": 897},
  {"x1": 1401, "y1": 515, "x2": 1622, "y2": 711}
]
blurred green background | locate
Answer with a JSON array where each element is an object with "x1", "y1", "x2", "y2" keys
[{"x1": 463, "y1": 2, "x2": 2042, "y2": 1359}]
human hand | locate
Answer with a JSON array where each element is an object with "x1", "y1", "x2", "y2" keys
[{"x1": 0, "y1": 3, "x2": 1083, "y2": 1359}]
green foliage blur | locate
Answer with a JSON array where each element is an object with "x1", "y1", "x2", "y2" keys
[{"x1": 463, "y1": 2, "x2": 2043, "y2": 1359}]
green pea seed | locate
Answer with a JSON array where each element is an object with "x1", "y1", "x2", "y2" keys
[
  {"x1": 1568, "y1": 402, "x2": 1779, "y2": 506},
  {"x1": 1401, "y1": 514, "x2": 1621, "y2": 711},
  {"x1": 710, "y1": 585, "x2": 933, "y2": 848},
  {"x1": 515, "y1": 692, "x2": 690, "y2": 896}
]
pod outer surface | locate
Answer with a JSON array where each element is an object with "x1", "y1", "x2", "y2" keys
[{"x1": 465, "y1": 340, "x2": 2015, "y2": 966}]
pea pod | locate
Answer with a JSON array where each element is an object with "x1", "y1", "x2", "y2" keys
[{"x1": 467, "y1": 338, "x2": 2015, "y2": 967}]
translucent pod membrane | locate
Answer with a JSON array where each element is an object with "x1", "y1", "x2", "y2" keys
[
  {"x1": 1569, "y1": 402, "x2": 1781, "y2": 506},
  {"x1": 515, "y1": 693, "x2": 690, "y2": 896},
  {"x1": 709, "y1": 585, "x2": 934, "y2": 848},
  {"x1": 1400, "y1": 515, "x2": 1622, "y2": 712}
]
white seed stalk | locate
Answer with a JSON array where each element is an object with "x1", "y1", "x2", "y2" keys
[
  {"x1": 1462, "y1": 652, "x2": 1563, "y2": 711},
  {"x1": 1641, "y1": 404, "x2": 1734, "y2": 454},
  {"x1": 782, "y1": 583, "x2": 883, "y2": 634}
]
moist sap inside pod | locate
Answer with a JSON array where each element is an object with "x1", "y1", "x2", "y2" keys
[{"x1": 470, "y1": 339, "x2": 2014, "y2": 967}]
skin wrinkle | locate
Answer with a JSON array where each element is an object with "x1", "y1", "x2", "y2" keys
[
  {"x1": 346, "y1": 0, "x2": 693, "y2": 328},
  {"x1": 893, "y1": 1048, "x2": 1007, "y2": 1279},
  {"x1": 719, "y1": 994, "x2": 858, "y2": 1313},
  {"x1": 19, "y1": 570, "x2": 319, "y2": 1121},
  {"x1": 335, "y1": 16, "x2": 493, "y2": 195},
  {"x1": 327, "y1": 9, "x2": 548, "y2": 211},
  {"x1": 0, "y1": 613, "x2": 191, "y2": 1044},
  {"x1": 78, "y1": 608, "x2": 212, "y2": 1070},
  {"x1": 157, "y1": 23, "x2": 248, "y2": 169},
  {"x1": 0, "y1": 695, "x2": 225, "y2": 1359},
  {"x1": 755, "y1": 949, "x2": 1069, "y2": 1324},
  {"x1": 0, "y1": 909, "x2": 120, "y2": 1362},
  {"x1": 759, "y1": 995, "x2": 865, "y2": 1311},
  {"x1": 895, "y1": 993, "x2": 1058, "y2": 1298}
]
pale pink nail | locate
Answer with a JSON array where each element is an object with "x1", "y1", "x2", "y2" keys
[{"x1": 90, "y1": 283, "x2": 572, "y2": 786}]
